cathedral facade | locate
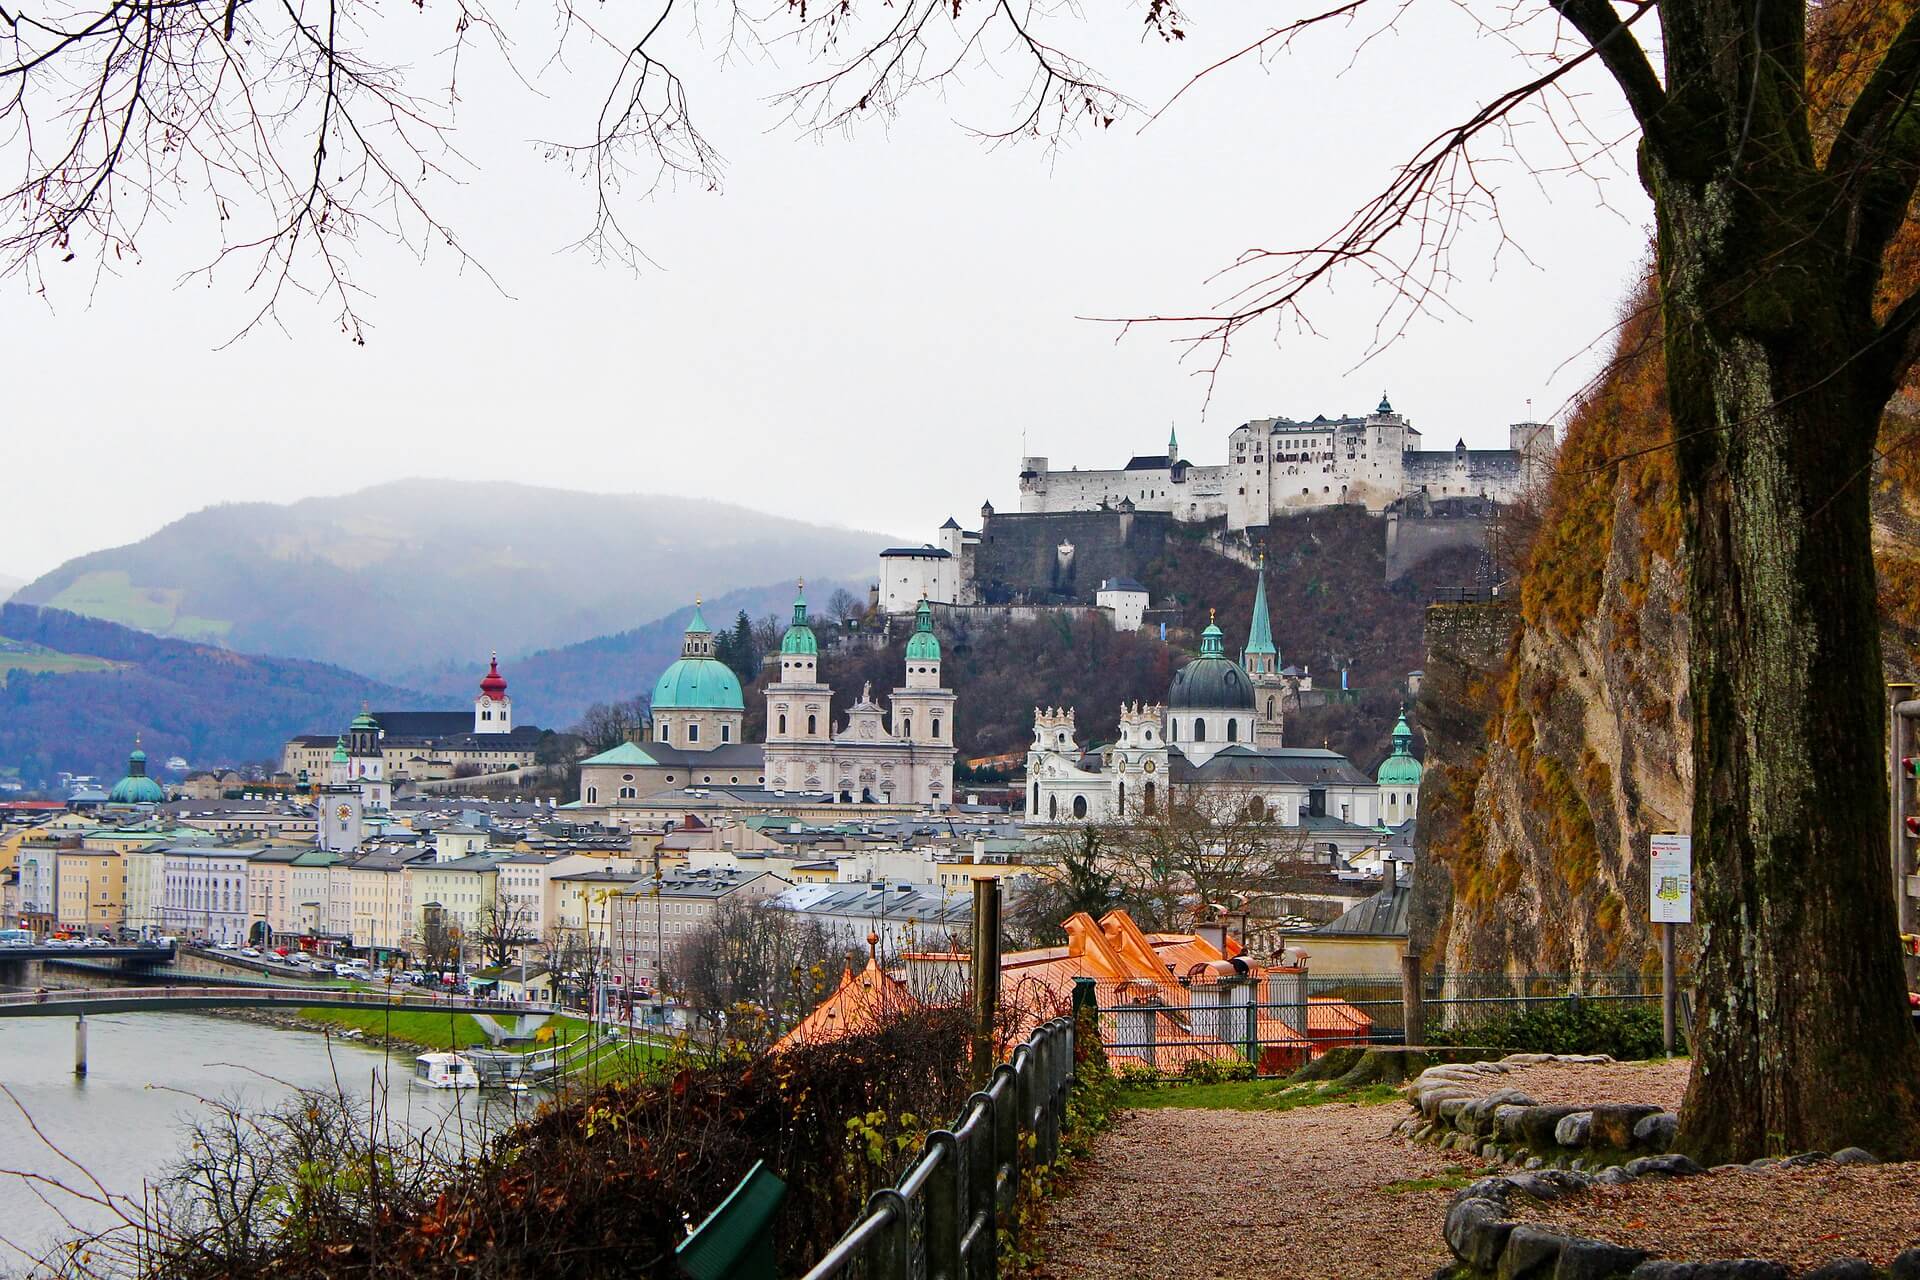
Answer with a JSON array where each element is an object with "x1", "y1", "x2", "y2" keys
[
  {"x1": 577, "y1": 589, "x2": 959, "y2": 810},
  {"x1": 764, "y1": 594, "x2": 957, "y2": 806},
  {"x1": 1026, "y1": 568, "x2": 1416, "y2": 829}
]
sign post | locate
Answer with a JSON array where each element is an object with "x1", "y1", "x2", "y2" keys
[{"x1": 1649, "y1": 833, "x2": 1693, "y2": 1055}]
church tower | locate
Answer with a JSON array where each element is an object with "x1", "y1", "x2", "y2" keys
[
  {"x1": 765, "y1": 583, "x2": 831, "y2": 747},
  {"x1": 474, "y1": 652, "x2": 511, "y2": 734},
  {"x1": 889, "y1": 600, "x2": 958, "y2": 805},
  {"x1": 346, "y1": 705, "x2": 389, "y2": 810},
  {"x1": 1243, "y1": 557, "x2": 1287, "y2": 747}
]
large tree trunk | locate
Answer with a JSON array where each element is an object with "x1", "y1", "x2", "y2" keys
[{"x1": 1658, "y1": 167, "x2": 1920, "y2": 1161}]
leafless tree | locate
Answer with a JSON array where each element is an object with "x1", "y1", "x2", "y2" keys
[
  {"x1": 541, "y1": 923, "x2": 606, "y2": 1009},
  {"x1": 826, "y1": 588, "x2": 865, "y2": 624},
  {"x1": 1099, "y1": 783, "x2": 1319, "y2": 933},
  {"x1": 473, "y1": 897, "x2": 536, "y2": 969},
  {"x1": 661, "y1": 897, "x2": 856, "y2": 1046},
  {"x1": 569, "y1": 697, "x2": 648, "y2": 755},
  {"x1": 417, "y1": 906, "x2": 458, "y2": 972}
]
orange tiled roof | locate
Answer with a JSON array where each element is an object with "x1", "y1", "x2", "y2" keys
[{"x1": 773, "y1": 953, "x2": 914, "y2": 1052}]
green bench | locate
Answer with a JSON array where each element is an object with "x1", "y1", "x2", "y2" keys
[{"x1": 675, "y1": 1159, "x2": 787, "y2": 1280}]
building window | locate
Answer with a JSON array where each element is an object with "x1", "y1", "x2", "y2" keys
[
  {"x1": 721, "y1": 724, "x2": 731, "y2": 743},
  {"x1": 806, "y1": 714, "x2": 817, "y2": 735},
  {"x1": 778, "y1": 714, "x2": 788, "y2": 735},
  {"x1": 1072, "y1": 795, "x2": 1088, "y2": 819},
  {"x1": 1194, "y1": 717, "x2": 1206, "y2": 741},
  {"x1": 657, "y1": 722, "x2": 669, "y2": 742},
  {"x1": 688, "y1": 723, "x2": 699, "y2": 744},
  {"x1": 1048, "y1": 795, "x2": 1058, "y2": 819},
  {"x1": 586, "y1": 786, "x2": 598, "y2": 803},
  {"x1": 1226, "y1": 719, "x2": 1238, "y2": 743},
  {"x1": 931, "y1": 717, "x2": 941, "y2": 739}
]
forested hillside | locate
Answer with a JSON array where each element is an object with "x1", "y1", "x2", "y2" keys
[
  {"x1": 401, "y1": 579, "x2": 863, "y2": 730},
  {"x1": 0, "y1": 605, "x2": 423, "y2": 787}
]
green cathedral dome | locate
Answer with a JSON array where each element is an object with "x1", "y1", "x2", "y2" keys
[
  {"x1": 108, "y1": 740, "x2": 166, "y2": 804},
  {"x1": 1376, "y1": 710, "x2": 1423, "y2": 786},
  {"x1": 652, "y1": 599, "x2": 745, "y2": 711},
  {"x1": 1169, "y1": 612, "x2": 1254, "y2": 710},
  {"x1": 781, "y1": 586, "x2": 818, "y2": 656},
  {"x1": 904, "y1": 599, "x2": 941, "y2": 661}
]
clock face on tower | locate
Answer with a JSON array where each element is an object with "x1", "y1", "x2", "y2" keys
[{"x1": 335, "y1": 804, "x2": 352, "y2": 822}]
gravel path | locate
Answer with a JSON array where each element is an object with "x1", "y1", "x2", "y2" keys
[
  {"x1": 1511, "y1": 1161, "x2": 1920, "y2": 1268},
  {"x1": 1497, "y1": 1058, "x2": 1690, "y2": 1109},
  {"x1": 1031, "y1": 1102, "x2": 1463, "y2": 1280}
]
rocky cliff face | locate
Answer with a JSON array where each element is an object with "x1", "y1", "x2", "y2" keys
[{"x1": 1412, "y1": 285, "x2": 1920, "y2": 983}]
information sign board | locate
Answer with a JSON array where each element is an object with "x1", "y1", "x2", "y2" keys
[{"x1": 1650, "y1": 833, "x2": 1693, "y2": 923}]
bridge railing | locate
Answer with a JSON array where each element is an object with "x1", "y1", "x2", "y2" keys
[{"x1": 0, "y1": 985, "x2": 541, "y2": 1016}]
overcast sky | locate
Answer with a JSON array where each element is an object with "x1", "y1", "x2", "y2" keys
[{"x1": 3, "y1": 3, "x2": 1652, "y2": 582}]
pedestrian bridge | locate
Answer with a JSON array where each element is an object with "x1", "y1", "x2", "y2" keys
[
  {"x1": 0, "y1": 944, "x2": 175, "y2": 963},
  {"x1": 0, "y1": 984, "x2": 548, "y2": 1023}
]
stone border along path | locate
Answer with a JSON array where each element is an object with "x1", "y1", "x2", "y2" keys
[
  {"x1": 1402, "y1": 1055, "x2": 1687, "y2": 1169},
  {"x1": 1438, "y1": 1151, "x2": 1911, "y2": 1279}
]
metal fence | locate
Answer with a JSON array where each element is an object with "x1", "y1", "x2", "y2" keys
[
  {"x1": 800, "y1": 1016, "x2": 1076, "y2": 1280},
  {"x1": 1088, "y1": 970, "x2": 1669, "y2": 1076}
]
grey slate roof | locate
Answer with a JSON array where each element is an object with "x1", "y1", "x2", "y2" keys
[
  {"x1": 1313, "y1": 881, "x2": 1410, "y2": 937},
  {"x1": 1168, "y1": 745, "x2": 1374, "y2": 787}
]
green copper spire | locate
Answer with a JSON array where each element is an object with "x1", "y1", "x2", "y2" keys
[
  {"x1": 1377, "y1": 704, "x2": 1423, "y2": 786},
  {"x1": 684, "y1": 597, "x2": 710, "y2": 635},
  {"x1": 1198, "y1": 608, "x2": 1226, "y2": 658},
  {"x1": 1168, "y1": 423, "x2": 1179, "y2": 462},
  {"x1": 1245, "y1": 558, "x2": 1277, "y2": 657},
  {"x1": 781, "y1": 580, "x2": 819, "y2": 656},
  {"x1": 904, "y1": 598, "x2": 941, "y2": 661},
  {"x1": 331, "y1": 734, "x2": 349, "y2": 764}
]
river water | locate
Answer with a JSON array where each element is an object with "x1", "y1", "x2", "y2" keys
[{"x1": 0, "y1": 1012, "x2": 532, "y2": 1273}]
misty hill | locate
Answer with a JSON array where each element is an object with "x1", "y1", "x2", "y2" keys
[
  {"x1": 13, "y1": 480, "x2": 888, "y2": 679},
  {"x1": 0, "y1": 605, "x2": 425, "y2": 787},
  {"x1": 400, "y1": 577, "x2": 864, "y2": 729},
  {"x1": 0, "y1": 573, "x2": 21, "y2": 599}
]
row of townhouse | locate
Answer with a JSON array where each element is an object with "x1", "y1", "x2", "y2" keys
[{"x1": 6, "y1": 826, "x2": 639, "y2": 956}]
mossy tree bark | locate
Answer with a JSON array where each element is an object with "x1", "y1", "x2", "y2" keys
[{"x1": 1549, "y1": 0, "x2": 1920, "y2": 1160}]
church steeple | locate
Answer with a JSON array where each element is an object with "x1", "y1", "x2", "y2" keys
[
  {"x1": 1168, "y1": 424, "x2": 1180, "y2": 463},
  {"x1": 1244, "y1": 555, "x2": 1277, "y2": 670}
]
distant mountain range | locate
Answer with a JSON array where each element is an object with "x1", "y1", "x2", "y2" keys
[
  {"x1": 399, "y1": 577, "x2": 864, "y2": 730},
  {"x1": 0, "y1": 605, "x2": 425, "y2": 786},
  {"x1": 11, "y1": 480, "x2": 888, "y2": 679},
  {"x1": 0, "y1": 573, "x2": 22, "y2": 600}
]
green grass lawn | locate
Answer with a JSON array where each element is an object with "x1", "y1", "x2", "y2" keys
[
  {"x1": 298, "y1": 1007, "x2": 596, "y2": 1052},
  {"x1": 1114, "y1": 1077, "x2": 1404, "y2": 1113}
]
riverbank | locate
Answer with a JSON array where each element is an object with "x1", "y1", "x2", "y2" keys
[{"x1": 211, "y1": 1005, "x2": 593, "y2": 1056}]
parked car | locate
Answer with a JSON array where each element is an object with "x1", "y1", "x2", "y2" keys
[
  {"x1": 308, "y1": 961, "x2": 336, "y2": 976},
  {"x1": 240, "y1": 948, "x2": 262, "y2": 958},
  {"x1": 82, "y1": 937, "x2": 110, "y2": 948}
]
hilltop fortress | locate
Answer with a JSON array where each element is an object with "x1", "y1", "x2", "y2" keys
[{"x1": 1017, "y1": 395, "x2": 1555, "y2": 530}]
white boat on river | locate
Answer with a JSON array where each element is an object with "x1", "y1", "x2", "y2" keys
[{"x1": 412, "y1": 1052, "x2": 481, "y2": 1090}]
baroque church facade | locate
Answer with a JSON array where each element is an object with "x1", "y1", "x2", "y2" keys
[
  {"x1": 577, "y1": 589, "x2": 958, "y2": 810},
  {"x1": 1026, "y1": 567, "x2": 1421, "y2": 829}
]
